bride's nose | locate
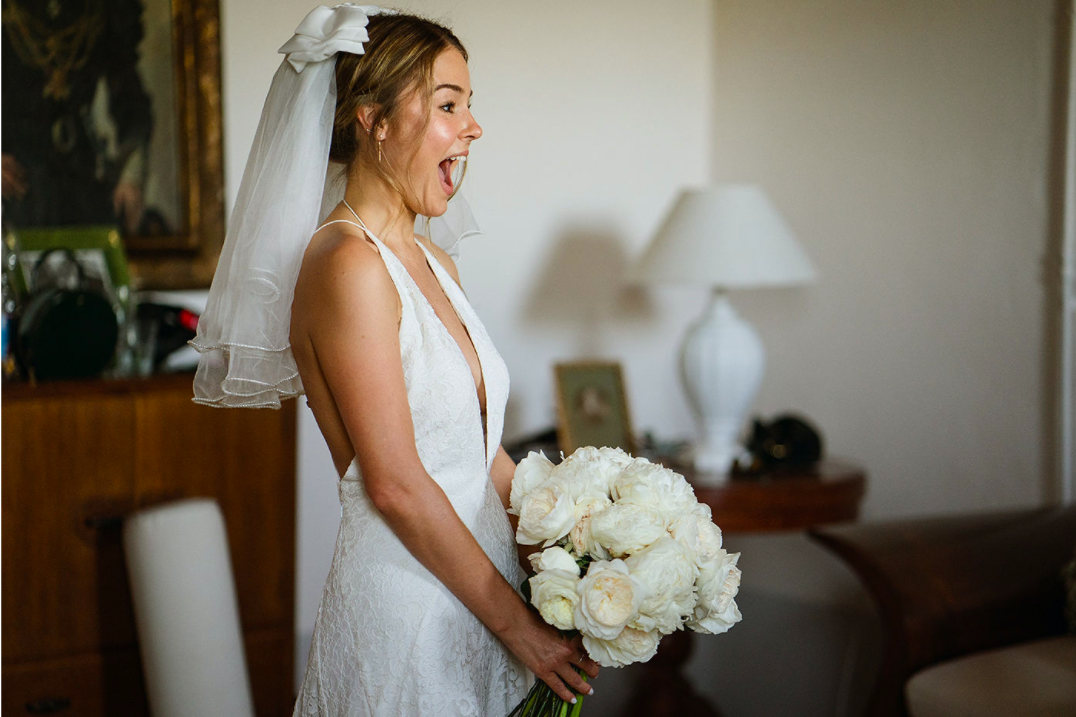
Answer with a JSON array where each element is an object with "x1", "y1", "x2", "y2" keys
[{"x1": 463, "y1": 113, "x2": 482, "y2": 141}]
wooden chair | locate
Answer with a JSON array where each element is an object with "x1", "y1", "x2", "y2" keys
[{"x1": 808, "y1": 505, "x2": 1076, "y2": 717}]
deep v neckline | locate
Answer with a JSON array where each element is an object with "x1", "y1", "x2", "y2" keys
[
  {"x1": 339, "y1": 207, "x2": 490, "y2": 458},
  {"x1": 411, "y1": 240, "x2": 489, "y2": 415}
]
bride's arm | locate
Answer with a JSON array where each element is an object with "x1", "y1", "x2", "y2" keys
[
  {"x1": 299, "y1": 240, "x2": 596, "y2": 701},
  {"x1": 490, "y1": 445, "x2": 515, "y2": 509},
  {"x1": 490, "y1": 446, "x2": 543, "y2": 571}
]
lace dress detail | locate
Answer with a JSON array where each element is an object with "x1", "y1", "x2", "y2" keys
[{"x1": 293, "y1": 223, "x2": 527, "y2": 716}]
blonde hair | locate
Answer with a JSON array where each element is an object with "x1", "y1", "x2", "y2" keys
[{"x1": 330, "y1": 13, "x2": 468, "y2": 206}]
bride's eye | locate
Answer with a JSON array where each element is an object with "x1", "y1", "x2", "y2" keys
[{"x1": 440, "y1": 101, "x2": 456, "y2": 113}]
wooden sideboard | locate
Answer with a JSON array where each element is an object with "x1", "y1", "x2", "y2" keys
[{"x1": 1, "y1": 374, "x2": 296, "y2": 716}]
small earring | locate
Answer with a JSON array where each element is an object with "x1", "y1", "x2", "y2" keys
[{"x1": 377, "y1": 139, "x2": 382, "y2": 163}]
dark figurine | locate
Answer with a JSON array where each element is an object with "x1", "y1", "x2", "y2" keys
[{"x1": 738, "y1": 413, "x2": 824, "y2": 474}]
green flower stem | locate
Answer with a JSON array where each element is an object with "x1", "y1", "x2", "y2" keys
[
  {"x1": 540, "y1": 685, "x2": 556, "y2": 714},
  {"x1": 528, "y1": 684, "x2": 546, "y2": 715},
  {"x1": 507, "y1": 666, "x2": 591, "y2": 716},
  {"x1": 520, "y1": 687, "x2": 536, "y2": 714}
]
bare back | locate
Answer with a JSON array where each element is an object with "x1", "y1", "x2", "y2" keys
[
  {"x1": 290, "y1": 220, "x2": 395, "y2": 477},
  {"x1": 290, "y1": 212, "x2": 485, "y2": 478}
]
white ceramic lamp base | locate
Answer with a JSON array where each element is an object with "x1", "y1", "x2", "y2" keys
[{"x1": 680, "y1": 290, "x2": 764, "y2": 482}]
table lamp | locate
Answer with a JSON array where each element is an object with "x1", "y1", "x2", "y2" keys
[{"x1": 631, "y1": 184, "x2": 817, "y2": 482}]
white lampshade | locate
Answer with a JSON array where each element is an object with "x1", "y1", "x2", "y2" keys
[
  {"x1": 632, "y1": 184, "x2": 816, "y2": 481},
  {"x1": 631, "y1": 184, "x2": 816, "y2": 288}
]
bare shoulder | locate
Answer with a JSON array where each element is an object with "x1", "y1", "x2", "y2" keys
[
  {"x1": 293, "y1": 225, "x2": 398, "y2": 331},
  {"x1": 418, "y1": 235, "x2": 463, "y2": 288}
]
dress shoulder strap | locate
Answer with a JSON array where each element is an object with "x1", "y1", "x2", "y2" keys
[
  {"x1": 315, "y1": 218, "x2": 367, "y2": 233},
  {"x1": 314, "y1": 204, "x2": 392, "y2": 263},
  {"x1": 314, "y1": 200, "x2": 377, "y2": 242}
]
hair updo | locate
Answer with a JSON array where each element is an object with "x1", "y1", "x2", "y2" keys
[{"x1": 330, "y1": 12, "x2": 467, "y2": 170}]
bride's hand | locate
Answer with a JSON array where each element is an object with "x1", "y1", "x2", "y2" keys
[{"x1": 499, "y1": 609, "x2": 600, "y2": 703}]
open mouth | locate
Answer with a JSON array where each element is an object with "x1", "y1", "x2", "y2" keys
[{"x1": 438, "y1": 155, "x2": 466, "y2": 195}]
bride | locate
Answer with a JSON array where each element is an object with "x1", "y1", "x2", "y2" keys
[{"x1": 191, "y1": 5, "x2": 598, "y2": 715}]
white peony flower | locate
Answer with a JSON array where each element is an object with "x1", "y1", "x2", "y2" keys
[
  {"x1": 509, "y1": 451, "x2": 556, "y2": 516},
  {"x1": 624, "y1": 536, "x2": 700, "y2": 634},
  {"x1": 574, "y1": 559, "x2": 649, "y2": 640},
  {"x1": 548, "y1": 446, "x2": 632, "y2": 500},
  {"x1": 582, "y1": 626, "x2": 662, "y2": 668},
  {"x1": 612, "y1": 459, "x2": 698, "y2": 526},
  {"x1": 528, "y1": 546, "x2": 580, "y2": 576},
  {"x1": 516, "y1": 485, "x2": 576, "y2": 546},
  {"x1": 568, "y1": 491, "x2": 613, "y2": 560},
  {"x1": 595, "y1": 446, "x2": 634, "y2": 465},
  {"x1": 668, "y1": 511, "x2": 699, "y2": 552},
  {"x1": 669, "y1": 505, "x2": 724, "y2": 568},
  {"x1": 688, "y1": 549, "x2": 743, "y2": 635},
  {"x1": 529, "y1": 569, "x2": 581, "y2": 631},
  {"x1": 690, "y1": 597, "x2": 741, "y2": 636},
  {"x1": 593, "y1": 446, "x2": 634, "y2": 487},
  {"x1": 588, "y1": 503, "x2": 667, "y2": 558}
]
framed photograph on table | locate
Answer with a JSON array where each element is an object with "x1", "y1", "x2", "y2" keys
[
  {"x1": 1, "y1": 0, "x2": 224, "y2": 289},
  {"x1": 554, "y1": 361, "x2": 636, "y2": 455},
  {"x1": 11, "y1": 226, "x2": 132, "y2": 319}
]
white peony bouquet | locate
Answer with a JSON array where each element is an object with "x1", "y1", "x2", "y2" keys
[{"x1": 507, "y1": 447, "x2": 742, "y2": 716}]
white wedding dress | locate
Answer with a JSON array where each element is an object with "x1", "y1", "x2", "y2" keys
[{"x1": 293, "y1": 219, "x2": 528, "y2": 716}]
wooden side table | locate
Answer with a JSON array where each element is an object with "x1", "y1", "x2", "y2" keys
[
  {"x1": 687, "y1": 461, "x2": 866, "y2": 533},
  {"x1": 626, "y1": 461, "x2": 867, "y2": 717}
]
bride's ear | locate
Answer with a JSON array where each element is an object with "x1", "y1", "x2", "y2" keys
[{"x1": 356, "y1": 106, "x2": 386, "y2": 140}]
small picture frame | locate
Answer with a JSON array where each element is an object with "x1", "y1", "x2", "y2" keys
[
  {"x1": 10, "y1": 226, "x2": 132, "y2": 320},
  {"x1": 554, "y1": 361, "x2": 636, "y2": 455}
]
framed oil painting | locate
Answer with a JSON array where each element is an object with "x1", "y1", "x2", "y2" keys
[
  {"x1": 1, "y1": 0, "x2": 224, "y2": 289},
  {"x1": 554, "y1": 361, "x2": 636, "y2": 455}
]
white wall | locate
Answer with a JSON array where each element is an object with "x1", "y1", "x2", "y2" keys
[{"x1": 711, "y1": 0, "x2": 1056, "y2": 519}]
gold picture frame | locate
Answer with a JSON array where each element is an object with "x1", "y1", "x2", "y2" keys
[
  {"x1": 1, "y1": 0, "x2": 224, "y2": 290},
  {"x1": 554, "y1": 361, "x2": 636, "y2": 455},
  {"x1": 128, "y1": 0, "x2": 225, "y2": 288}
]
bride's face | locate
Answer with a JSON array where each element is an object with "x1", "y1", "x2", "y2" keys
[{"x1": 384, "y1": 48, "x2": 482, "y2": 218}]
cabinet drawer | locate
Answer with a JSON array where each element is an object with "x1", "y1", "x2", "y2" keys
[
  {"x1": 2, "y1": 396, "x2": 138, "y2": 661},
  {"x1": 2, "y1": 651, "x2": 148, "y2": 716}
]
